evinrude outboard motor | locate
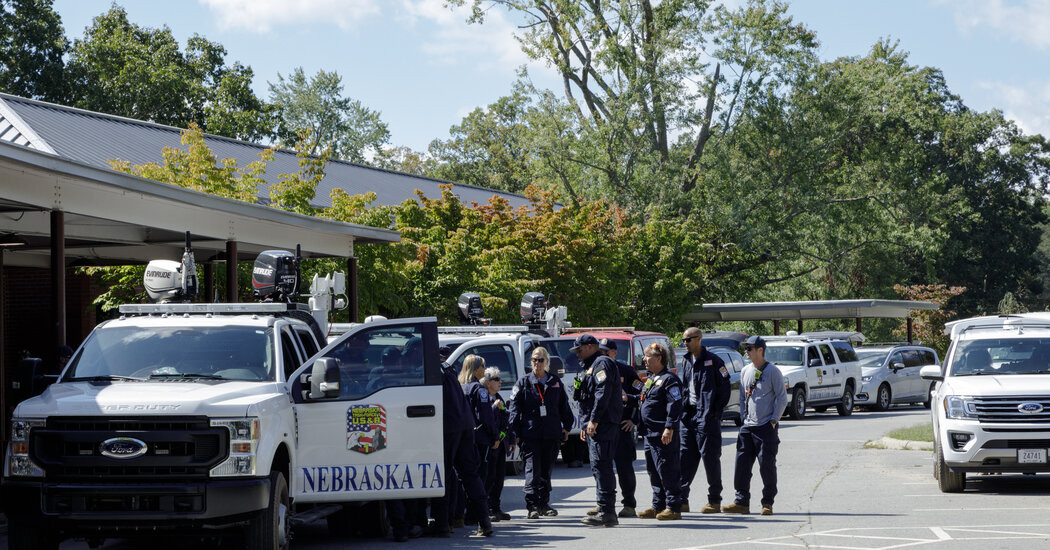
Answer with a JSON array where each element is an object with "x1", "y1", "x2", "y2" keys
[
  {"x1": 143, "y1": 231, "x2": 198, "y2": 303},
  {"x1": 520, "y1": 292, "x2": 547, "y2": 326},
  {"x1": 252, "y1": 245, "x2": 301, "y2": 303},
  {"x1": 457, "y1": 292, "x2": 490, "y2": 325}
]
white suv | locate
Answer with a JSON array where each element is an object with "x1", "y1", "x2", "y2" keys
[
  {"x1": 762, "y1": 337, "x2": 862, "y2": 419},
  {"x1": 922, "y1": 314, "x2": 1050, "y2": 493}
]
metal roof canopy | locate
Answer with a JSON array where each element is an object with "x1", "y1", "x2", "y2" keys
[
  {"x1": 684, "y1": 299, "x2": 939, "y2": 323},
  {"x1": 0, "y1": 141, "x2": 399, "y2": 268}
]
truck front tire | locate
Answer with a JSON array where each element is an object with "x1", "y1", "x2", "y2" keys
[
  {"x1": 935, "y1": 450, "x2": 965, "y2": 493},
  {"x1": 247, "y1": 471, "x2": 291, "y2": 550},
  {"x1": 787, "y1": 388, "x2": 806, "y2": 420}
]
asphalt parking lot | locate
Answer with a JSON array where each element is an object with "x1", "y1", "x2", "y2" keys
[{"x1": 24, "y1": 406, "x2": 1050, "y2": 549}]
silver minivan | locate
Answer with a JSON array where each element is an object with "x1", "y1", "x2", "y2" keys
[{"x1": 855, "y1": 345, "x2": 940, "y2": 411}]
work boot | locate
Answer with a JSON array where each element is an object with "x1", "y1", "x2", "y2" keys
[
  {"x1": 656, "y1": 509, "x2": 682, "y2": 521},
  {"x1": 617, "y1": 506, "x2": 636, "y2": 518},
  {"x1": 496, "y1": 510, "x2": 511, "y2": 521},
  {"x1": 722, "y1": 503, "x2": 750, "y2": 514},
  {"x1": 473, "y1": 525, "x2": 493, "y2": 537},
  {"x1": 489, "y1": 513, "x2": 501, "y2": 523},
  {"x1": 636, "y1": 508, "x2": 658, "y2": 519},
  {"x1": 527, "y1": 509, "x2": 541, "y2": 519},
  {"x1": 701, "y1": 503, "x2": 721, "y2": 514},
  {"x1": 581, "y1": 513, "x2": 618, "y2": 527},
  {"x1": 586, "y1": 506, "x2": 602, "y2": 516},
  {"x1": 452, "y1": 517, "x2": 465, "y2": 528},
  {"x1": 761, "y1": 505, "x2": 773, "y2": 516},
  {"x1": 540, "y1": 506, "x2": 559, "y2": 517},
  {"x1": 679, "y1": 502, "x2": 690, "y2": 513}
]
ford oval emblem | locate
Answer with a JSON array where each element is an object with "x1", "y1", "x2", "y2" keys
[
  {"x1": 99, "y1": 437, "x2": 148, "y2": 459},
  {"x1": 1018, "y1": 402, "x2": 1044, "y2": 414}
]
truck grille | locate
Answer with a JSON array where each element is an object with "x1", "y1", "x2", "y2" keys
[
  {"x1": 973, "y1": 396, "x2": 1050, "y2": 424},
  {"x1": 31, "y1": 417, "x2": 228, "y2": 481}
]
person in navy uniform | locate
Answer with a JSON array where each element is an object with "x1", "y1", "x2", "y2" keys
[
  {"x1": 483, "y1": 367, "x2": 515, "y2": 522},
  {"x1": 724, "y1": 336, "x2": 788, "y2": 516},
  {"x1": 637, "y1": 342, "x2": 685, "y2": 520},
  {"x1": 573, "y1": 334, "x2": 624, "y2": 527},
  {"x1": 508, "y1": 347, "x2": 573, "y2": 519},
  {"x1": 457, "y1": 355, "x2": 497, "y2": 527},
  {"x1": 678, "y1": 327, "x2": 731, "y2": 513},
  {"x1": 429, "y1": 358, "x2": 493, "y2": 537},
  {"x1": 585, "y1": 338, "x2": 642, "y2": 519}
]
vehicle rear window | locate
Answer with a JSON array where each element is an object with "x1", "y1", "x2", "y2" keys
[{"x1": 831, "y1": 341, "x2": 858, "y2": 362}]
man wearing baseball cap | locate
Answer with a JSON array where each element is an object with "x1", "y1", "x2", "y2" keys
[
  {"x1": 724, "y1": 336, "x2": 787, "y2": 516},
  {"x1": 571, "y1": 334, "x2": 623, "y2": 526}
]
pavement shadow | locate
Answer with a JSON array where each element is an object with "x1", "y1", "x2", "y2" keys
[{"x1": 966, "y1": 474, "x2": 1050, "y2": 495}]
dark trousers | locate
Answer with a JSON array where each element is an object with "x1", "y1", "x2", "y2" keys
[
  {"x1": 733, "y1": 422, "x2": 779, "y2": 507},
  {"x1": 431, "y1": 428, "x2": 491, "y2": 531},
  {"x1": 587, "y1": 423, "x2": 618, "y2": 515},
  {"x1": 455, "y1": 443, "x2": 490, "y2": 521},
  {"x1": 521, "y1": 438, "x2": 559, "y2": 511},
  {"x1": 644, "y1": 432, "x2": 681, "y2": 512},
  {"x1": 612, "y1": 425, "x2": 637, "y2": 508},
  {"x1": 680, "y1": 417, "x2": 723, "y2": 505},
  {"x1": 486, "y1": 443, "x2": 508, "y2": 513}
]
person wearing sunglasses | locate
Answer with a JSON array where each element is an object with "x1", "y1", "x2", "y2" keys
[
  {"x1": 483, "y1": 366, "x2": 515, "y2": 523},
  {"x1": 508, "y1": 347, "x2": 573, "y2": 519},
  {"x1": 637, "y1": 342, "x2": 685, "y2": 520},
  {"x1": 724, "y1": 336, "x2": 787, "y2": 516},
  {"x1": 678, "y1": 327, "x2": 731, "y2": 514}
]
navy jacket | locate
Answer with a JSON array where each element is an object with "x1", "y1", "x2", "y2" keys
[
  {"x1": 640, "y1": 369, "x2": 684, "y2": 436},
  {"x1": 508, "y1": 372, "x2": 574, "y2": 441},
  {"x1": 464, "y1": 380, "x2": 498, "y2": 446},
  {"x1": 440, "y1": 362, "x2": 474, "y2": 434},
  {"x1": 491, "y1": 394, "x2": 513, "y2": 446},
  {"x1": 579, "y1": 353, "x2": 623, "y2": 426},
  {"x1": 681, "y1": 347, "x2": 731, "y2": 427},
  {"x1": 615, "y1": 360, "x2": 643, "y2": 423}
]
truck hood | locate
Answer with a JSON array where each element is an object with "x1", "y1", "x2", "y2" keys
[
  {"x1": 944, "y1": 374, "x2": 1050, "y2": 396},
  {"x1": 12, "y1": 381, "x2": 284, "y2": 418}
]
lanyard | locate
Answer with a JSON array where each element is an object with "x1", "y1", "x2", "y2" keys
[{"x1": 535, "y1": 382, "x2": 546, "y2": 404}]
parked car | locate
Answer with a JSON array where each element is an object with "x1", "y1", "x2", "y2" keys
[
  {"x1": 541, "y1": 328, "x2": 672, "y2": 380},
  {"x1": 855, "y1": 344, "x2": 940, "y2": 411},
  {"x1": 922, "y1": 313, "x2": 1050, "y2": 492}
]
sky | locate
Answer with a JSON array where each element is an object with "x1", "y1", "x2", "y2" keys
[{"x1": 50, "y1": 0, "x2": 1050, "y2": 152}]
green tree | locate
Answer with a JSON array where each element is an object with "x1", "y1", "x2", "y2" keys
[
  {"x1": 268, "y1": 67, "x2": 390, "y2": 163},
  {"x1": 66, "y1": 5, "x2": 270, "y2": 140},
  {"x1": 0, "y1": 0, "x2": 68, "y2": 101}
]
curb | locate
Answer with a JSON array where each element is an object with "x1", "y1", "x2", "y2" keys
[{"x1": 869, "y1": 436, "x2": 933, "y2": 451}]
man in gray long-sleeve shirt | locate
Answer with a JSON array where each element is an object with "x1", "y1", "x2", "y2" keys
[{"x1": 723, "y1": 336, "x2": 788, "y2": 516}]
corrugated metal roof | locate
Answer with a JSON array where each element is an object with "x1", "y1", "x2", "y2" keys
[
  {"x1": 684, "y1": 300, "x2": 939, "y2": 322},
  {"x1": 0, "y1": 93, "x2": 535, "y2": 209}
]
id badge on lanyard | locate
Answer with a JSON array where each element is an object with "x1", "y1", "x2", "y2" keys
[{"x1": 536, "y1": 383, "x2": 548, "y2": 416}]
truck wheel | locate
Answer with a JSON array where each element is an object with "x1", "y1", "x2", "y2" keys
[
  {"x1": 787, "y1": 388, "x2": 806, "y2": 420},
  {"x1": 7, "y1": 521, "x2": 59, "y2": 550},
  {"x1": 923, "y1": 383, "x2": 936, "y2": 409},
  {"x1": 936, "y1": 450, "x2": 966, "y2": 493},
  {"x1": 874, "y1": 384, "x2": 891, "y2": 412},
  {"x1": 246, "y1": 471, "x2": 291, "y2": 550},
  {"x1": 836, "y1": 384, "x2": 855, "y2": 416}
]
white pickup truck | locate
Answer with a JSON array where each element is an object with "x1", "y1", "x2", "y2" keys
[
  {"x1": 2, "y1": 303, "x2": 446, "y2": 549},
  {"x1": 762, "y1": 337, "x2": 862, "y2": 419},
  {"x1": 923, "y1": 313, "x2": 1050, "y2": 492}
]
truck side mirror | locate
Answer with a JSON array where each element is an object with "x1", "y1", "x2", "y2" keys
[
  {"x1": 808, "y1": 358, "x2": 822, "y2": 368},
  {"x1": 309, "y1": 357, "x2": 341, "y2": 399}
]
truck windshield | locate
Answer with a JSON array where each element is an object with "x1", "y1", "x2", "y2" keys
[
  {"x1": 951, "y1": 338, "x2": 1050, "y2": 376},
  {"x1": 765, "y1": 346, "x2": 804, "y2": 367},
  {"x1": 64, "y1": 326, "x2": 275, "y2": 382},
  {"x1": 856, "y1": 351, "x2": 889, "y2": 368}
]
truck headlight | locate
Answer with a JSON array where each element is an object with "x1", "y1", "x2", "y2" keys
[
  {"x1": 944, "y1": 396, "x2": 978, "y2": 420},
  {"x1": 6, "y1": 418, "x2": 45, "y2": 477},
  {"x1": 861, "y1": 376, "x2": 872, "y2": 383},
  {"x1": 210, "y1": 418, "x2": 259, "y2": 477}
]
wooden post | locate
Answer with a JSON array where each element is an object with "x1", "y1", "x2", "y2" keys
[
  {"x1": 348, "y1": 257, "x2": 359, "y2": 323},
  {"x1": 203, "y1": 263, "x2": 214, "y2": 303},
  {"x1": 225, "y1": 241, "x2": 238, "y2": 303},
  {"x1": 856, "y1": 317, "x2": 862, "y2": 333},
  {"x1": 773, "y1": 319, "x2": 781, "y2": 336},
  {"x1": 907, "y1": 317, "x2": 914, "y2": 344},
  {"x1": 797, "y1": 319, "x2": 803, "y2": 333},
  {"x1": 51, "y1": 211, "x2": 66, "y2": 357}
]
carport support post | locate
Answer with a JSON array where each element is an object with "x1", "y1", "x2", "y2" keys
[
  {"x1": 856, "y1": 317, "x2": 862, "y2": 333},
  {"x1": 773, "y1": 319, "x2": 781, "y2": 335},
  {"x1": 348, "y1": 256, "x2": 358, "y2": 323},
  {"x1": 51, "y1": 210, "x2": 66, "y2": 355},
  {"x1": 797, "y1": 319, "x2": 803, "y2": 333},
  {"x1": 907, "y1": 317, "x2": 914, "y2": 344},
  {"x1": 225, "y1": 240, "x2": 238, "y2": 303},
  {"x1": 203, "y1": 263, "x2": 214, "y2": 303}
]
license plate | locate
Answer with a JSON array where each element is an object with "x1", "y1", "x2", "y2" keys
[{"x1": 1018, "y1": 449, "x2": 1047, "y2": 464}]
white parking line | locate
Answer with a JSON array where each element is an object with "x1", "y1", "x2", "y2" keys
[
  {"x1": 674, "y1": 524, "x2": 1050, "y2": 550},
  {"x1": 914, "y1": 506, "x2": 1050, "y2": 511}
]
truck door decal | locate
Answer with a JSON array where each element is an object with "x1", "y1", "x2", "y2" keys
[{"x1": 347, "y1": 404, "x2": 387, "y2": 454}]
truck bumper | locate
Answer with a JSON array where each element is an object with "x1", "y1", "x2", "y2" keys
[{"x1": 3, "y1": 477, "x2": 269, "y2": 532}]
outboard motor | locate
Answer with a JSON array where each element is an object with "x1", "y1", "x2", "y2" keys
[
  {"x1": 144, "y1": 231, "x2": 198, "y2": 303},
  {"x1": 252, "y1": 245, "x2": 302, "y2": 303},
  {"x1": 457, "y1": 292, "x2": 490, "y2": 325},
  {"x1": 520, "y1": 292, "x2": 547, "y2": 325}
]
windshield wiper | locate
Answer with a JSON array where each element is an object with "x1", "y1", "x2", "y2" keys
[
  {"x1": 66, "y1": 375, "x2": 144, "y2": 382},
  {"x1": 148, "y1": 373, "x2": 225, "y2": 380}
]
